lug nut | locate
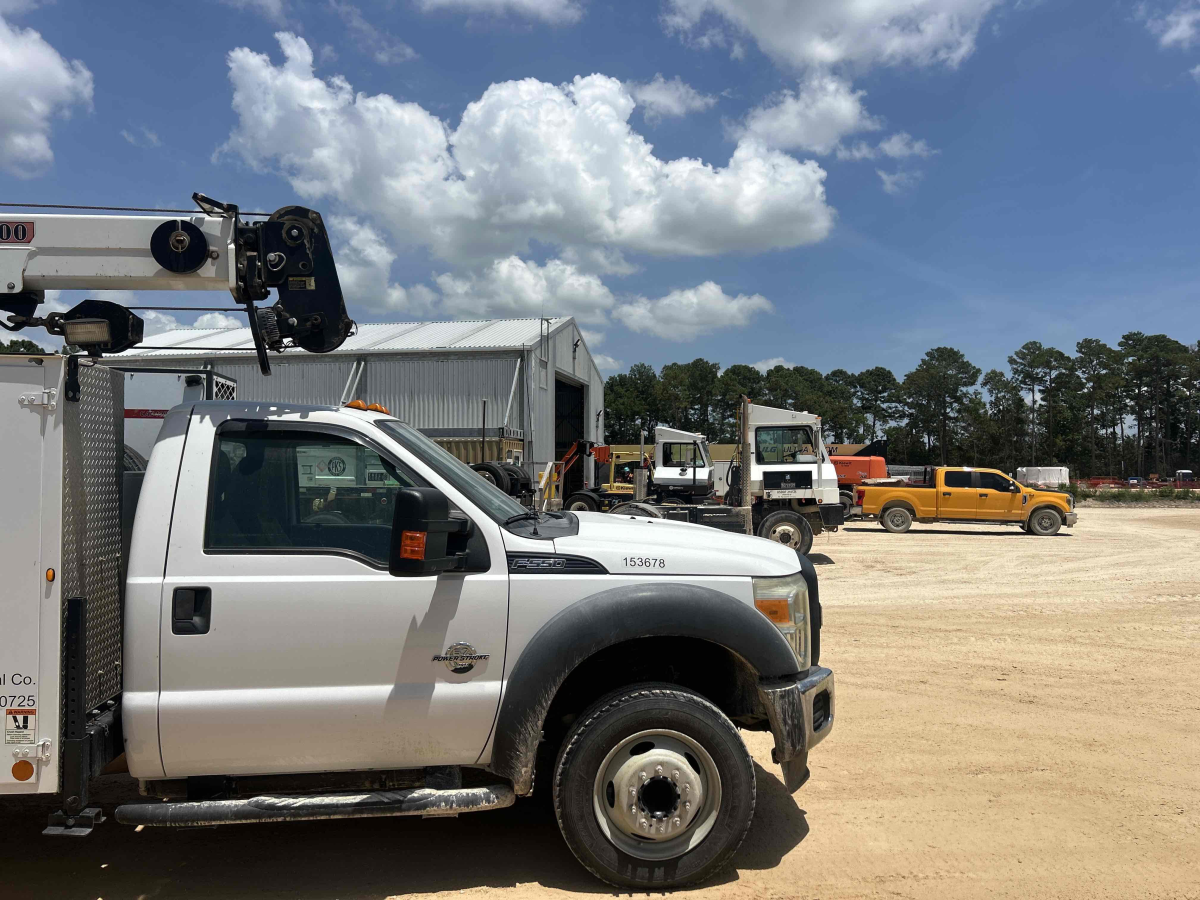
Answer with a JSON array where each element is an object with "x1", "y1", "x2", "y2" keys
[
  {"x1": 640, "y1": 771, "x2": 647, "y2": 781},
  {"x1": 655, "y1": 765, "x2": 663, "y2": 775},
  {"x1": 685, "y1": 801, "x2": 691, "y2": 811},
  {"x1": 672, "y1": 769, "x2": 679, "y2": 781},
  {"x1": 673, "y1": 817, "x2": 681, "y2": 827}
]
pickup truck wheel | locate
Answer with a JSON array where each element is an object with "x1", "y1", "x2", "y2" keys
[
  {"x1": 881, "y1": 507, "x2": 913, "y2": 533},
  {"x1": 757, "y1": 509, "x2": 814, "y2": 556},
  {"x1": 1028, "y1": 507, "x2": 1062, "y2": 536},
  {"x1": 553, "y1": 684, "x2": 755, "y2": 889}
]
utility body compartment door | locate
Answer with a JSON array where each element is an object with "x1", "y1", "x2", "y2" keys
[
  {"x1": 0, "y1": 357, "x2": 61, "y2": 794},
  {"x1": 155, "y1": 411, "x2": 509, "y2": 778}
]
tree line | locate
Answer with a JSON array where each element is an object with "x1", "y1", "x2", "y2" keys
[{"x1": 602, "y1": 332, "x2": 1200, "y2": 479}]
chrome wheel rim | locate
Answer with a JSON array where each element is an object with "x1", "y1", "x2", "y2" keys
[{"x1": 591, "y1": 728, "x2": 722, "y2": 861}]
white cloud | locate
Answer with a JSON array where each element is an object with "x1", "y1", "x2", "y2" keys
[
  {"x1": 434, "y1": 256, "x2": 614, "y2": 323},
  {"x1": 120, "y1": 126, "x2": 160, "y2": 148},
  {"x1": 738, "y1": 74, "x2": 880, "y2": 155},
  {"x1": 664, "y1": 0, "x2": 1003, "y2": 71},
  {"x1": 579, "y1": 327, "x2": 604, "y2": 345},
  {"x1": 221, "y1": 35, "x2": 835, "y2": 266},
  {"x1": 593, "y1": 353, "x2": 623, "y2": 371},
  {"x1": 877, "y1": 169, "x2": 922, "y2": 195},
  {"x1": 416, "y1": 0, "x2": 583, "y2": 24},
  {"x1": 1191, "y1": 62, "x2": 1200, "y2": 79},
  {"x1": 331, "y1": 2, "x2": 417, "y2": 64},
  {"x1": 217, "y1": 0, "x2": 288, "y2": 25},
  {"x1": 0, "y1": 15, "x2": 93, "y2": 178},
  {"x1": 194, "y1": 312, "x2": 242, "y2": 329},
  {"x1": 1143, "y1": 1, "x2": 1200, "y2": 48},
  {"x1": 753, "y1": 357, "x2": 795, "y2": 372},
  {"x1": 330, "y1": 217, "x2": 439, "y2": 316},
  {"x1": 627, "y1": 74, "x2": 717, "y2": 123},
  {"x1": 614, "y1": 281, "x2": 772, "y2": 341},
  {"x1": 838, "y1": 131, "x2": 936, "y2": 161}
]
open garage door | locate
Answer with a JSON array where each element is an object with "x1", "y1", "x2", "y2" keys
[{"x1": 555, "y1": 378, "x2": 586, "y2": 496}]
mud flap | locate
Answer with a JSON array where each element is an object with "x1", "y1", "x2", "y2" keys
[{"x1": 779, "y1": 753, "x2": 810, "y2": 793}]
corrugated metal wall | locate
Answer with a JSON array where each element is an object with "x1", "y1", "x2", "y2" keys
[
  {"x1": 113, "y1": 318, "x2": 603, "y2": 483},
  {"x1": 358, "y1": 354, "x2": 521, "y2": 432}
]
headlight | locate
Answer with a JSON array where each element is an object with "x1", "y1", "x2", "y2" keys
[{"x1": 752, "y1": 572, "x2": 809, "y2": 668}]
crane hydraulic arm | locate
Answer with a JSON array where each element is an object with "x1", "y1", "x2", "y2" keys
[{"x1": 0, "y1": 192, "x2": 355, "y2": 375}]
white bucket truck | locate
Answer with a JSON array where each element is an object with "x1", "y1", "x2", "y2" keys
[{"x1": 0, "y1": 197, "x2": 835, "y2": 889}]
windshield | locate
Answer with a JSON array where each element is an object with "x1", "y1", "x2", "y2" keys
[
  {"x1": 376, "y1": 420, "x2": 528, "y2": 523},
  {"x1": 756, "y1": 426, "x2": 818, "y2": 464}
]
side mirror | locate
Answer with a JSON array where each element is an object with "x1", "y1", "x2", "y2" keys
[{"x1": 389, "y1": 487, "x2": 470, "y2": 576}]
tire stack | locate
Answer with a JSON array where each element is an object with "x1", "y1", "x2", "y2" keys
[{"x1": 472, "y1": 461, "x2": 533, "y2": 502}]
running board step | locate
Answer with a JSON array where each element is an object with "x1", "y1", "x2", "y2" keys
[{"x1": 115, "y1": 783, "x2": 514, "y2": 827}]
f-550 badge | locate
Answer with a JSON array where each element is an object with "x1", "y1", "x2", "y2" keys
[{"x1": 432, "y1": 642, "x2": 489, "y2": 675}]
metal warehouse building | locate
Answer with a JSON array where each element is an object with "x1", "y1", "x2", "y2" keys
[{"x1": 116, "y1": 316, "x2": 605, "y2": 489}]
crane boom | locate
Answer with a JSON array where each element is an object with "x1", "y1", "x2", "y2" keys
[{"x1": 0, "y1": 193, "x2": 355, "y2": 375}]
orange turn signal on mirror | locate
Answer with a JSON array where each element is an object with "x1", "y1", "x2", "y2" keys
[
  {"x1": 400, "y1": 531, "x2": 427, "y2": 560},
  {"x1": 754, "y1": 598, "x2": 791, "y2": 624},
  {"x1": 46, "y1": 568, "x2": 54, "y2": 583}
]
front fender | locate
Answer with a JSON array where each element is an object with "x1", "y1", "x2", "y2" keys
[{"x1": 490, "y1": 582, "x2": 800, "y2": 795}]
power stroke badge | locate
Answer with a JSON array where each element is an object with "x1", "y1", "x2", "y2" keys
[{"x1": 432, "y1": 642, "x2": 489, "y2": 675}]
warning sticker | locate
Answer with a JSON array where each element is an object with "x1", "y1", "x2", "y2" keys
[{"x1": 6, "y1": 708, "x2": 35, "y2": 744}]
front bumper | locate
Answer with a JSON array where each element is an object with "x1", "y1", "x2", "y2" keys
[
  {"x1": 1064, "y1": 512, "x2": 1078, "y2": 526},
  {"x1": 758, "y1": 666, "x2": 835, "y2": 792}
]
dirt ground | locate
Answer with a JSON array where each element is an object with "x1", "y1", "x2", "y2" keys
[{"x1": 4, "y1": 508, "x2": 1198, "y2": 899}]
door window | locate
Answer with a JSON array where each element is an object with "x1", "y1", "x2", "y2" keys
[
  {"x1": 943, "y1": 470, "x2": 973, "y2": 488},
  {"x1": 663, "y1": 442, "x2": 703, "y2": 466},
  {"x1": 206, "y1": 429, "x2": 424, "y2": 567},
  {"x1": 755, "y1": 426, "x2": 817, "y2": 463},
  {"x1": 978, "y1": 472, "x2": 1015, "y2": 492}
]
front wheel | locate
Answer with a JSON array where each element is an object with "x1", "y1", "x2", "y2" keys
[
  {"x1": 1027, "y1": 507, "x2": 1062, "y2": 536},
  {"x1": 553, "y1": 684, "x2": 755, "y2": 889},
  {"x1": 565, "y1": 491, "x2": 601, "y2": 512},
  {"x1": 757, "y1": 509, "x2": 815, "y2": 556}
]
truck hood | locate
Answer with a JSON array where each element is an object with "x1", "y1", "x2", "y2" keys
[{"x1": 553, "y1": 512, "x2": 802, "y2": 578}]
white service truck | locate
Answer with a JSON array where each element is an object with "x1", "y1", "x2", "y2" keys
[{"x1": 0, "y1": 197, "x2": 835, "y2": 889}]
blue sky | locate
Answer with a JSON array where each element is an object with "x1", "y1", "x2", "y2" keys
[{"x1": 2, "y1": 0, "x2": 1199, "y2": 378}]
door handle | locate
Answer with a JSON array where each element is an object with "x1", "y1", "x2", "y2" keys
[
  {"x1": 172, "y1": 587, "x2": 212, "y2": 635},
  {"x1": 979, "y1": 493, "x2": 988, "y2": 498},
  {"x1": 942, "y1": 492, "x2": 951, "y2": 497}
]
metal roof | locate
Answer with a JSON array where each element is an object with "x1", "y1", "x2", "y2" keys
[{"x1": 117, "y1": 317, "x2": 574, "y2": 357}]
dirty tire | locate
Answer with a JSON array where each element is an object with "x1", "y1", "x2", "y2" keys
[
  {"x1": 1028, "y1": 507, "x2": 1062, "y2": 536},
  {"x1": 610, "y1": 502, "x2": 662, "y2": 518},
  {"x1": 471, "y1": 462, "x2": 511, "y2": 494},
  {"x1": 553, "y1": 684, "x2": 755, "y2": 890},
  {"x1": 758, "y1": 509, "x2": 814, "y2": 556},
  {"x1": 566, "y1": 491, "x2": 601, "y2": 512},
  {"x1": 881, "y1": 506, "x2": 913, "y2": 534}
]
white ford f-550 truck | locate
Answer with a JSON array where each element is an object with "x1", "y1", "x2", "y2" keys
[{"x1": 1, "y1": 354, "x2": 834, "y2": 888}]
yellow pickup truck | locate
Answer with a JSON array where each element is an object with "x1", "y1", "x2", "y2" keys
[{"x1": 856, "y1": 466, "x2": 1078, "y2": 536}]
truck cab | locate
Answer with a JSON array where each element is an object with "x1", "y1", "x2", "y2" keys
[
  {"x1": 857, "y1": 466, "x2": 1078, "y2": 536},
  {"x1": 2, "y1": 361, "x2": 834, "y2": 890},
  {"x1": 651, "y1": 426, "x2": 714, "y2": 501},
  {"x1": 740, "y1": 403, "x2": 844, "y2": 555}
]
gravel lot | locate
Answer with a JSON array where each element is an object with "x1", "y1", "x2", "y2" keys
[{"x1": 4, "y1": 507, "x2": 1198, "y2": 899}]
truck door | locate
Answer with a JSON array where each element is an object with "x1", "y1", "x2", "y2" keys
[
  {"x1": 938, "y1": 470, "x2": 977, "y2": 519},
  {"x1": 156, "y1": 417, "x2": 509, "y2": 778},
  {"x1": 977, "y1": 471, "x2": 1022, "y2": 521}
]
